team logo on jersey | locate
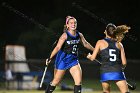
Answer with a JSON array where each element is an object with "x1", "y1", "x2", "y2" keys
[{"x1": 66, "y1": 39, "x2": 80, "y2": 45}]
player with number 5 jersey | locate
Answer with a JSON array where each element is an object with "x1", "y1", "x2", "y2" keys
[{"x1": 87, "y1": 23, "x2": 131, "y2": 93}]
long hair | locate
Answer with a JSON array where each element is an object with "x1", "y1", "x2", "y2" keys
[
  {"x1": 114, "y1": 25, "x2": 130, "y2": 42},
  {"x1": 106, "y1": 23, "x2": 130, "y2": 42}
]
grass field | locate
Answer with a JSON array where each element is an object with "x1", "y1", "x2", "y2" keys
[{"x1": 0, "y1": 78, "x2": 139, "y2": 93}]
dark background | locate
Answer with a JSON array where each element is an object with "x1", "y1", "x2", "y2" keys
[{"x1": 0, "y1": 0, "x2": 140, "y2": 59}]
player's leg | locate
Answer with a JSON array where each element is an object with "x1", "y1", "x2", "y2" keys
[
  {"x1": 45, "y1": 69, "x2": 65, "y2": 93},
  {"x1": 69, "y1": 63, "x2": 82, "y2": 93},
  {"x1": 115, "y1": 80, "x2": 130, "y2": 93},
  {"x1": 101, "y1": 81, "x2": 110, "y2": 93}
]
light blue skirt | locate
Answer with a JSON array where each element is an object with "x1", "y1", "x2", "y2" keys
[{"x1": 100, "y1": 71, "x2": 126, "y2": 82}]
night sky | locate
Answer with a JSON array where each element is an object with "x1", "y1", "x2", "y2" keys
[{"x1": 0, "y1": 0, "x2": 140, "y2": 59}]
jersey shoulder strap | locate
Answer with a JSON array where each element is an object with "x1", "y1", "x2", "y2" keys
[{"x1": 104, "y1": 38, "x2": 116, "y2": 48}]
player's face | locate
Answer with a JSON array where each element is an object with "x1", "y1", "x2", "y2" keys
[{"x1": 67, "y1": 19, "x2": 77, "y2": 31}]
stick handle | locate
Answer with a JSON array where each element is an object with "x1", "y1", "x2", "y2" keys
[
  {"x1": 39, "y1": 40, "x2": 57, "y2": 88},
  {"x1": 39, "y1": 66, "x2": 48, "y2": 88},
  {"x1": 94, "y1": 59, "x2": 102, "y2": 64}
]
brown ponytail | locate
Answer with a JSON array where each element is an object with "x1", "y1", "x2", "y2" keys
[{"x1": 114, "y1": 25, "x2": 130, "y2": 42}]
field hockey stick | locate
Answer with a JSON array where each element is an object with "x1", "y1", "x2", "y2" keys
[
  {"x1": 39, "y1": 66, "x2": 47, "y2": 87},
  {"x1": 39, "y1": 59, "x2": 49, "y2": 88},
  {"x1": 39, "y1": 40, "x2": 58, "y2": 88},
  {"x1": 127, "y1": 81, "x2": 136, "y2": 90}
]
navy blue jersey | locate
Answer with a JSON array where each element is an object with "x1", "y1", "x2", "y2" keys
[
  {"x1": 61, "y1": 31, "x2": 80, "y2": 56},
  {"x1": 99, "y1": 38, "x2": 122, "y2": 74},
  {"x1": 54, "y1": 31, "x2": 80, "y2": 70}
]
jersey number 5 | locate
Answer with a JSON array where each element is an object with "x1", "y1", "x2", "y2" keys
[{"x1": 109, "y1": 49, "x2": 116, "y2": 61}]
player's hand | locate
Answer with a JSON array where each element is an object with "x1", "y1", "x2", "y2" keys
[
  {"x1": 122, "y1": 65, "x2": 126, "y2": 72},
  {"x1": 46, "y1": 58, "x2": 51, "y2": 65},
  {"x1": 87, "y1": 53, "x2": 92, "y2": 59}
]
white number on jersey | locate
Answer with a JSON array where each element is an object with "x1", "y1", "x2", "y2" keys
[
  {"x1": 72, "y1": 45, "x2": 77, "y2": 54},
  {"x1": 109, "y1": 49, "x2": 116, "y2": 61}
]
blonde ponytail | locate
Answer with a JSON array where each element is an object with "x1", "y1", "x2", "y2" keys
[{"x1": 114, "y1": 25, "x2": 130, "y2": 42}]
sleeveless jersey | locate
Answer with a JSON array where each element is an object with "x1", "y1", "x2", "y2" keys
[
  {"x1": 61, "y1": 31, "x2": 80, "y2": 56},
  {"x1": 99, "y1": 38, "x2": 122, "y2": 74},
  {"x1": 54, "y1": 31, "x2": 80, "y2": 70}
]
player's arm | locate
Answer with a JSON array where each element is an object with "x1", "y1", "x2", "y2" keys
[
  {"x1": 79, "y1": 32, "x2": 94, "y2": 51},
  {"x1": 119, "y1": 42, "x2": 127, "y2": 69},
  {"x1": 87, "y1": 40, "x2": 101, "y2": 61},
  {"x1": 49, "y1": 33, "x2": 67, "y2": 59}
]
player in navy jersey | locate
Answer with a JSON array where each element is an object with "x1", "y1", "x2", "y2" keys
[
  {"x1": 45, "y1": 16, "x2": 94, "y2": 93},
  {"x1": 87, "y1": 23, "x2": 131, "y2": 93}
]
